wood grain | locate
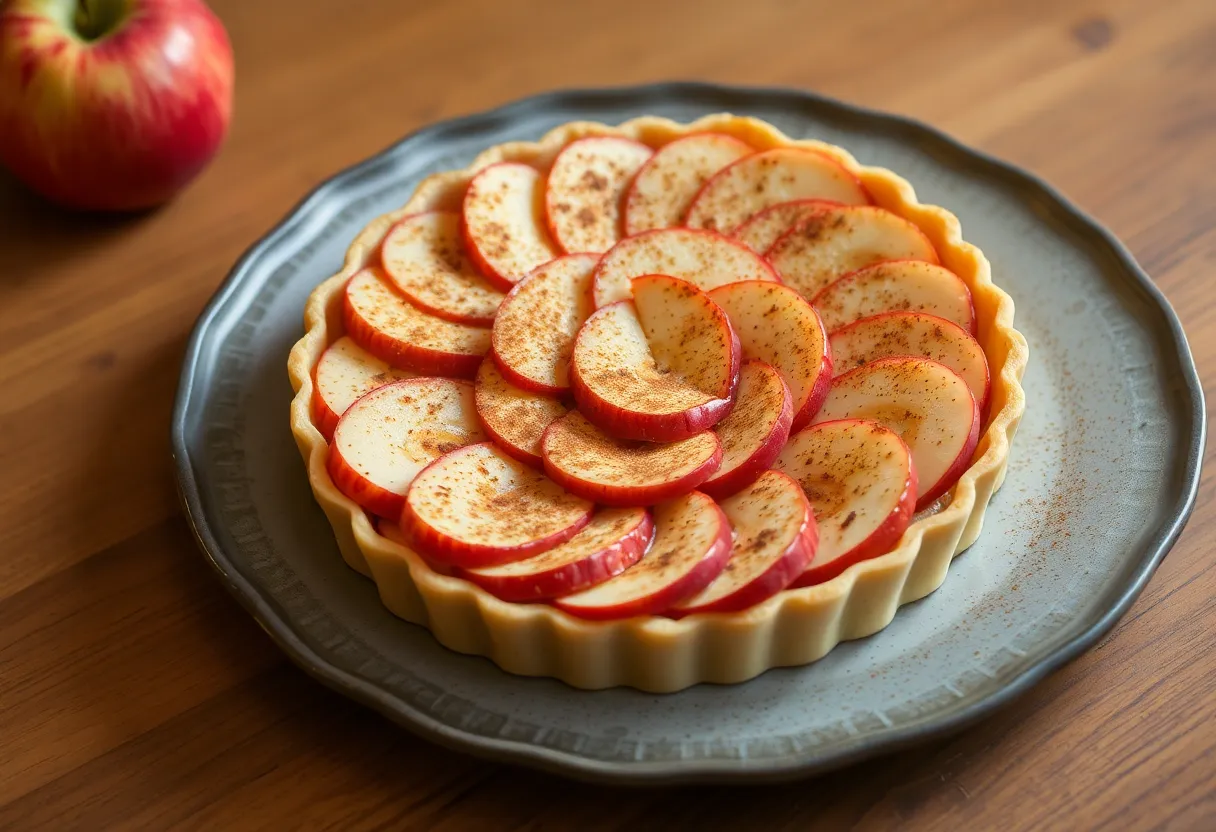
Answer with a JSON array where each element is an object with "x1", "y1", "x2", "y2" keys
[{"x1": 1, "y1": 0, "x2": 1213, "y2": 828}]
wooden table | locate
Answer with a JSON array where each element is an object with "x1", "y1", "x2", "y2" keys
[{"x1": 1, "y1": 0, "x2": 1212, "y2": 828}]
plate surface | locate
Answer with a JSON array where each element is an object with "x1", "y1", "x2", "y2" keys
[{"x1": 172, "y1": 83, "x2": 1204, "y2": 784}]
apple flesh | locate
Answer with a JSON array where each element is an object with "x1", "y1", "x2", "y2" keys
[
  {"x1": 732, "y1": 198, "x2": 841, "y2": 253},
  {"x1": 462, "y1": 162, "x2": 560, "y2": 290},
  {"x1": 554, "y1": 491, "x2": 731, "y2": 620},
  {"x1": 812, "y1": 260, "x2": 976, "y2": 334},
  {"x1": 312, "y1": 336, "x2": 415, "y2": 441},
  {"x1": 540, "y1": 411, "x2": 722, "y2": 506},
  {"x1": 812, "y1": 357, "x2": 980, "y2": 509},
  {"x1": 591, "y1": 227, "x2": 778, "y2": 308},
  {"x1": 670, "y1": 471, "x2": 815, "y2": 615},
  {"x1": 327, "y1": 378, "x2": 485, "y2": 519},
  {"x1": 401, "y1": 442, "x2": 594, "y2": 568},
  {"x1": 544, "y1": 136, "x2": 653, "y2": 254},
  {"x1": 622, "y1": 132, "x2": 752, "y2": 235},
  {"x1": 461, "y1": 507, "x2": 653, "y2": 602},
  {"x1": 775, "y1": 419, "x2": 917, "y2": 586},
  {"x1": 0, "y1": 0, "x2": 233, "y2": 211},
  {"x1": 474, "y1": 358, "x2": 568, "y2": 468},
  {"x1": 700, "y1": 361, "x2": 793, "y2": 500}
]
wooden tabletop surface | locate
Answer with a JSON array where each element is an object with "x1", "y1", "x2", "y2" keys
[{"x1": 1, "y1": 0, "x2": 1213, "y2": 828}]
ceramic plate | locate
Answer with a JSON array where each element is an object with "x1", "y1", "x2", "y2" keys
[{"x1": 172, "y1": 83, "x2": 1204, "y2": 784}]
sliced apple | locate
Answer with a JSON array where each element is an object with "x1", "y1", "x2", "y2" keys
[
  {"x1": 544, "y1": 136, "x2": 653, "y2": 254},
  {"x1": 812, "y1": 357, "x2": 979, "y2": 509},
  {"x1": 830, "y1": 312, "x2": 990, "y2": 411},
  {"x1": 707, "y1": 280, "x2": 831, "y2": 431},
  {"x1": 766, "y1": 205, "x2": 940, "y2": 301},
  {"x1": 489, "y1": 253, "x2": 599, "y2": 394},
  {"x1": 327, "y1": 378, "x2": 485, "y2": 519},
  {"x1": 342, "y1": 268, "x2": 490, "y2": 378},
  {"x1": 812, "y1": 259, "x2": 976, "y2": 333},
  {"x1": 378, "y1": 211, "x2": 506, "y2": 325},
  {"x1": 401, "y1": 442, "x2": 594, "y2": 568},
  {"x1": 312, "y1": 336, "x2": 414, "y2": 441},
  {"x1": 462, "y1": 507, "x2": 653, "y2": 602},
  {"x1": 684, "y1": 148, "x2": 869, "y2": 233},
  {"x1": 570, "y1": 275, "x2": 740, "y2": 441},
  {"x1": 591, "y1": 227, "x2": 779, "y2": 307},
  {"x1": 700, "y1": 361, "x2": 792, "y2": 500},
  {"x1": 622, "y1": 132, "x2": 753, "y2": 235},
  {"x1": 670, "y1": 471, "x2": 815, "y2": 615},
  {"x1": 474, "y1": 358, "x2": 568, "y2": 467},
  {"x1": 732, "y1": 198, "x2": 840, "y2": 253},
  {"x1": 775, "y1": 419, "x2": 917, "y2": 586},
  {"x1": 462, "y1": 162, "x2": 560, "y2": 290},
  {"x1": 554, "y1": 491, "x2": 731, "y2": 620},
  {"x1": 541, "y1": 411, "x2": 722, "y2": 506}
]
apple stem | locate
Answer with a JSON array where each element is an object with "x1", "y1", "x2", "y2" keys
[{"x1": 74, "y1": 0, "x2": 130, "y2": 41}]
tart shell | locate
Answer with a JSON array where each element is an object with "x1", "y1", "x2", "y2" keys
[{"x1": 287, "y1": 114, "x2": 1029, "y2": 693}]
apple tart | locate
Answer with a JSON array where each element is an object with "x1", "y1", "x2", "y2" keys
[{"x1": 287, "y1": 113, "x2": 1028, "y2": 692}]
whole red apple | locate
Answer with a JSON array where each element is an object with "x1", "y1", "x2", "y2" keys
[{"x1": 0, "y1": 0, "x2": 233, "y2": 211}]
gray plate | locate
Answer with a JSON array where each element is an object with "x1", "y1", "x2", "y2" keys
[{"x1": 171, "y1": 83, "x2": 1204, "y2": 785}]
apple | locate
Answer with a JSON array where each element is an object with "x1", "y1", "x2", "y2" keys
[
  {"x1": 327, "y1": 378, "x2": 485, "y2": 519},
  {"x1": 775, "y1": 419, "x2": 917, "y2": 587},
  {"x1": 312, "y1": 336, "x2": 414, "y2": 441},
  {"x1": 0, "y1": 0, "x2": 233, "y2": 211},
  {"x1": 811, "y1": 259, "x2": 976, "y2": 334},
  {"x1": 570, "y1": 274, "x2": 740, "y2": 442},
  {"x1": 474, "y1": 357, "x2": 568, "y2": 468},
  {"x1": 766, "y1": 205, "x2": 940, "y2": 301},
  {"x1": 540, "y1": 411, "x2": 722, "y2": 506},
  {"x1": 707, "y1": 280, "x2": 832, "y2": 431},
  {"x1": 544, "y1": 136, "x2": 653, "y2": 254},
  {"x1": 342, "y1": 268, "x2": 490, "y2": 378},
  {"x1": 553, "y1": 491, "x2": 731, "y2": 620},
  {"x1": 670, "y1": 470, "x2": 815, "y2": 615},
  {"x1": 700, "y1": 360, "x2": 793, "y2": 500},
  {"x1": 462, "y1": 162, "x2": 560, "y2": 290},
  {"x1": 461, "y1": 507, "x2": 653, "y2": 602},
  {"x1": 591, "y1": 227, "x2": 778, "y2": 308},
  {"x1": 401, "y1": 442, "x2": 594, "y2": 568},
  {"x1": 732, "y1": 198, "x2": 841, "y2": 253},
  {"x1": 684, "y1": 148, "x2": 869, "y2": 233},
  {"x1": 622, "y1": 132, "x2": 752, "y2": 235},
  {"x1": 829, "y1": 312, "x2": 990, "y2": 411},
  {"x1": 812, "y1": 356, "x2": 980, "y2": 509},
  {"x1": 490, "y1": 253, "x2": 599, "y2": 394}
]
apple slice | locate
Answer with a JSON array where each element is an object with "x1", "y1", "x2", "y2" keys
[
  {"x1": 554, "y1": 491, "x2": 731, "y2": 620},
  {"x1": 684, "y1": 148, "x2": 869, "y2": 233},
  {"x1": 775, "y1": 420, "x2": 917, "y2": 586},
  {"x1": 312, "y1": 336, "x2": 414, "y2": 441},
  {"x1": 544, "y1": 136, "x2": 653, "y2": 254},
  {"x1": 541, "y1": 411, "x2": 722, "y2": 506},
  {"x1": 570, "y1": 275, "x2": 740, "y2": 441},
  {"x1": 766, "y1": 205, "x2": 940, "y2": 301},
  {"x1": 462, "y1": 163, "x2": 560, "y2": 290},
  {"x1": 327, "y1": 378, "x2": 485, "y2": 519},
  {"x1": 489, "y1": 253, "x2": 599, "y2": 394},
  {"x1": 379, "y1": 211, "x2": 506, "y2": 325},
  {"x1": 401, "y1": 442, "x2": 594, "y2": 568},
  {"x1": 700, "y1": 361, "x2": 792, "y2": 500},
  {"x1": 812, "y1": 357, "x2": 980, "y2": 509},
  {"x1": 830, "y1": 312, "x2": 990, "y2": 411},
  {"x1": 462, "y1": 507, "x2": 653, "y2": 602},
  {"x1": 670, "y1": 471, "x2": 815, "y2": 615},
  {"x1": 591, "y1": 227, "x2": 779, "y2": 307},
  {"x1": 343, "y1": 268, "x2": 490, "y2": 378},
  {"x1": 707, "y1": 280, "x2": 831, "y2": 431},
  {"x1": 732, "y1": 198, "x2": 840, "y2": 253},
  {"x1": 812, "y1": 260, "x2": 976, "y2": 333},
  {"x1": 474, "y1": 358, "x2": 568, "y2": 467},
  {"x1": 622, "y1": 133, "x2": 753, "y2": 235}
]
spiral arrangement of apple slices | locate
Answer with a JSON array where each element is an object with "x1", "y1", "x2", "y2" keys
[{"x1": 313, "y1": 133, "x2": 988, "y2": 620}]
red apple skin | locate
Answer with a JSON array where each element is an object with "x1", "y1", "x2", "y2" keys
[
  {"x1": 310, "y1": 376, "x2": 342, "y2": 442},
  {"x1": 699, "y1": 363, "x2": 794, "y2": 501},
  {"x1": 460, "y1": 511, "x2": 654, "y2": 602},
  {"x1": 326, "y1": 440, "x2": 407, "y2": 521},
  {"x1": 0, "y1": 0, "x2": 233, "y2": 211},
  {"x1": 916, "y1": 387, "x2": 981, "y2": 508}
]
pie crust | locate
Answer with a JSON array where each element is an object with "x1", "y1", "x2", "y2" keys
[{"x1": 287, "y1": 114, "x2": 1029, "y2": 692}]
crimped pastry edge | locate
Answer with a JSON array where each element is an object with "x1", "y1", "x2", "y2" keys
[{"x1": 286, "y1": 113, "x2": 1029, "y2": 693}]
